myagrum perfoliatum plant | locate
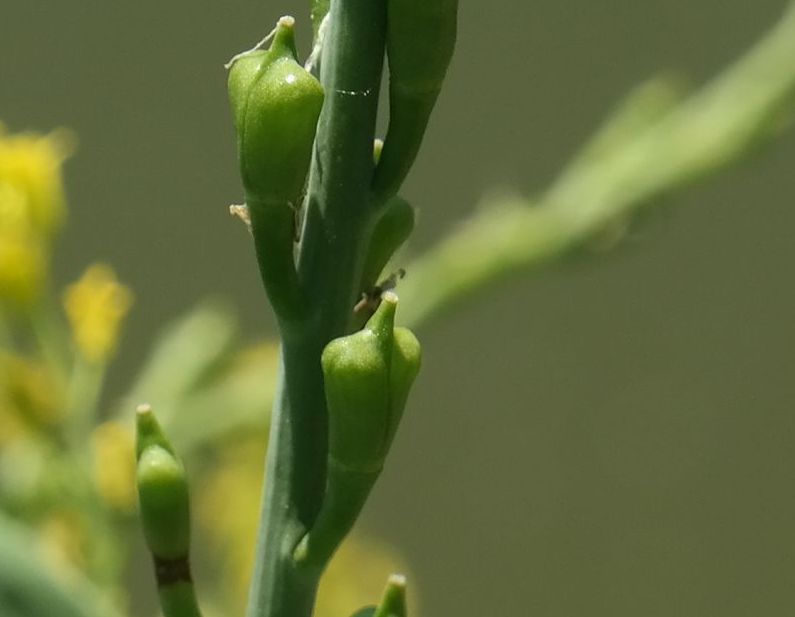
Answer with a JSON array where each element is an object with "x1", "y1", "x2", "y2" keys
[
  {"x1": 138, "y1": 2, "x2": 455, "y2": 617},
  {"x1": 1, "y1": 1, "x2": 795, "y2": 615},
  {"x1": 130, "y1": 1, "x2": 795, "y2": 616}
]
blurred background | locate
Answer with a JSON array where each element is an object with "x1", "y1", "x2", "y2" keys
[{"x1": 2, "y1": 0, "x2": 795, "y2": 616}]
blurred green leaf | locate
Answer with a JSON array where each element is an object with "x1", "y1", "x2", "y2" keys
[
  {"x1": 169, "y1": 342, "x2": 279, "y2": 453},
  {"x1": 114, "y1": 301, "x2": 237, "y2": 425},
  {"x1": 0, "y1": 513, "x2": 122, "y2": 617}
]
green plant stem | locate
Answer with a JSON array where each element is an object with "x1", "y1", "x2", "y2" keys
[
  {"x1": 399, "y1": 1, "x2": 795, "y2": 329},
  {"x1": 26, "y1": 295, "x2": 70, "y2": 379},
  {"x1": 65, "y1": 356, "x2": 105, "y2": 439},
  {"x1": 245, "y1": 2, "x2": 388, "y2": 617},
  {"x1": 157, "y1": 581, "x2": 203, "y2": 617}
]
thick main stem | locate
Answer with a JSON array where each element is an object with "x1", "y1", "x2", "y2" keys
[{"x1": 246, "y1": 2, "x2": 387, "y2": 617}]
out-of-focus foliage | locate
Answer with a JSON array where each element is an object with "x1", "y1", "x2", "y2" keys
[{"x1": 0, "y1": 124, "x2": 412, "y2": 617}]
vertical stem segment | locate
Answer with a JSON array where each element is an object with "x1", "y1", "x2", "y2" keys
[{"x1": 245, "y1": 2, "x2": 388, "y2": 617}]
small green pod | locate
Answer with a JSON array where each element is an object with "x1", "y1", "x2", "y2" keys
[
  {"x1": 227, "y1": 17, "x2": 324, "y2": 320},
  {"x1": 136, "y1": 406, "x2": 204, "y2": 617},
  {"x1": 137, "y1": 447, "x2": 190, "y2": 560},
  {"x1": 322, "y1": 299, "x2": 395, "y2": 472},
  {"x1": 373, "y1": 0, "x2": 458, "y2": 199},
  {"x1": 323, "y1": 293, "x2": 421, "y2": 472},
  {"x1": 360, "y1": 195, "x2": 416, "y2": 293},
  {"x1": 136, "y1": 406, "x2": 191, "y2": 561},
  {"x1": 295, "y1": 294, "x2": 421, "y2": 567},
  {"x1": 385, "y1": 327, "x2": 421, "y2": 447},
  {"x1": 228, "y1": 17, "x2": 324, "y2": 206}
]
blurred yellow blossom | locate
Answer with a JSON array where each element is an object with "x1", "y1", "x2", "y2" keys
[
  {"x1": 0, "y1": 122, "x2": 71, "y2": 235},
  {"x1": 0, "y1": 231, "x2": 47, "y2": 308},
  {"x1": 0, "y1": 124, "x2": 70, "y2": 308},
  {"x1": 0, "y1": 352, "x2": 62, "y2": 433},
  {"x1": 63, "y1": 264, "x2": 133, "y2": 363},
  {"x1": 38, "y1": 508, "x2": 89, "y2": 573},
  {"x1": 91, "y1": 421, "x2": 136, "y2": 513}
]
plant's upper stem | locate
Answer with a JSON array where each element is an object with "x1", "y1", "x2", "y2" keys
[{"x1": 245, "y1": 2, "x2": 388, "y2": 617}]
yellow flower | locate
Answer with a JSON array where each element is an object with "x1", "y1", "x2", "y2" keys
[
  {"x1": 91, "y1": 421, "x2": 136, "y2": 513},
  {"x1": 38, "y1": 508, "x2": 88, "y2": 572},
  {"x1": 0, "y1": 352, "x2": 62, "y2": 434},
  {"x1": 63, "y1": 264, "x2": 133, "y2": 363},
  {"x1": 0, "y1": 122, "x2": 71, "y2": 236},
  {"x1": 0, "y1": 123, "x2": 72, "y2": 308},
  {"x1": 0, "y1": 230, "x2": 46, "y2": 308}
]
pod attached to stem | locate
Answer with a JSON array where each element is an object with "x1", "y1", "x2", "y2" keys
[
  {"x1": 373, "y1": 0, "x2": 459, "y2": 200},
  {"x1": 294, "y1": 294, "x2": 421, "y2": 569},
  {"x1": 136, "y1": 404, "x2": 203, "y2": 617},
  {"x1": 227, "y1": 16, "x2": 324, "y2": 322}
]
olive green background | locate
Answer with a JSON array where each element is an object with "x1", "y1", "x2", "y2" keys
[{"x1": 3, "y1": 1, "x2": 795, "y2": 615}]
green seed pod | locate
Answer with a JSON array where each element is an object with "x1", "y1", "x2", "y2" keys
[
  {"x1": 323, "y1": 293, "x2": 420, "y2": 471},
  {"x1": 373, "y1": 0, "x2": 458, "y2": 199},
  {"x1": 136, "y1": 405, "x2": 204, "y2": 617},
  {"x1": 135, "y1": 405, "x2": 190, "y2": 561},
  {"x1": 360, "y1": 195, "x2": 416, "y2": 292},
  {"x1": 294, "y1": 294, "x2": 421, "y2": 567},
  {"x1": 386, "y1": 327, "x2": 421, "y2": 447},
  {"x1": 228, "y1": 17, "x2": 324, "y2": 206},
  {"x1": 227, "y1": 17, "x2": 324, "y2": 320}
]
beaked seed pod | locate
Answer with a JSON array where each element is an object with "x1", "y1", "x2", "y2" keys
[
  {"x1": 227, "y1": 17, "x2": 324, "y2": 320},
  {"x1": 136, "y1": 405, "x2": 191, "y2": 560},
  {"x1": 294, "y1": 294, "x2": 421, "y2": 567},
  {"x1": 373, "y1": 0, "x2": 458, "y2": 199},
  {"x1": 360, "y1": 195, "x2": 416, "y2": 293},
  {"x1": 228, "y1": 16, "x2": 324, "y2": 207},
  {"x1": 322, "y1": 293, "x2": 421, "y2": 472}
]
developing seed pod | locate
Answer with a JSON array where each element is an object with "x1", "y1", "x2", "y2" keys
[
  {"x1": 228, "y1": 17, "x2": 324, "y2": 206},
  {"x1": 323, "y1": 293, "x2": 420, "y2": 472},
  {"x1": 373, "y1": 0, "x2": 458, "y2": 199},
  {"x1": 136, "y1": 405, "x2": 203, "y2": 617},
  {"x1": 136, "y1": 405, "x2": 190, "y2": 560},
  {"x1": 294, "y1": 294, "x2": 421, "y2": 567},
  {"x1": 227, "y1": 17, "x2": 324, "y2": 320},
  {"x1": 360, "y1": 195, "x2": 415, "y2": 293}
]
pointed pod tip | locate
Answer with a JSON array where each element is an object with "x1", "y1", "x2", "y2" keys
[
  {"x1": 381, "y1": 290, "x2": 399, "y2": 305},
  {"x1": 278, "y1": 15, "x2": 296, "y2": 28},
  {"x1": 271, "y1": 15, "x2": 298, "y2": 59},
  {"x1": 377, "y1": 573, "x2": 408, "y2": 617},
  {"x1": 135, "y1": 404, "x2": 176, "y2": 460},
  {"x1": 366, "y1": 292, "x2": 398, "y2": 344}
]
